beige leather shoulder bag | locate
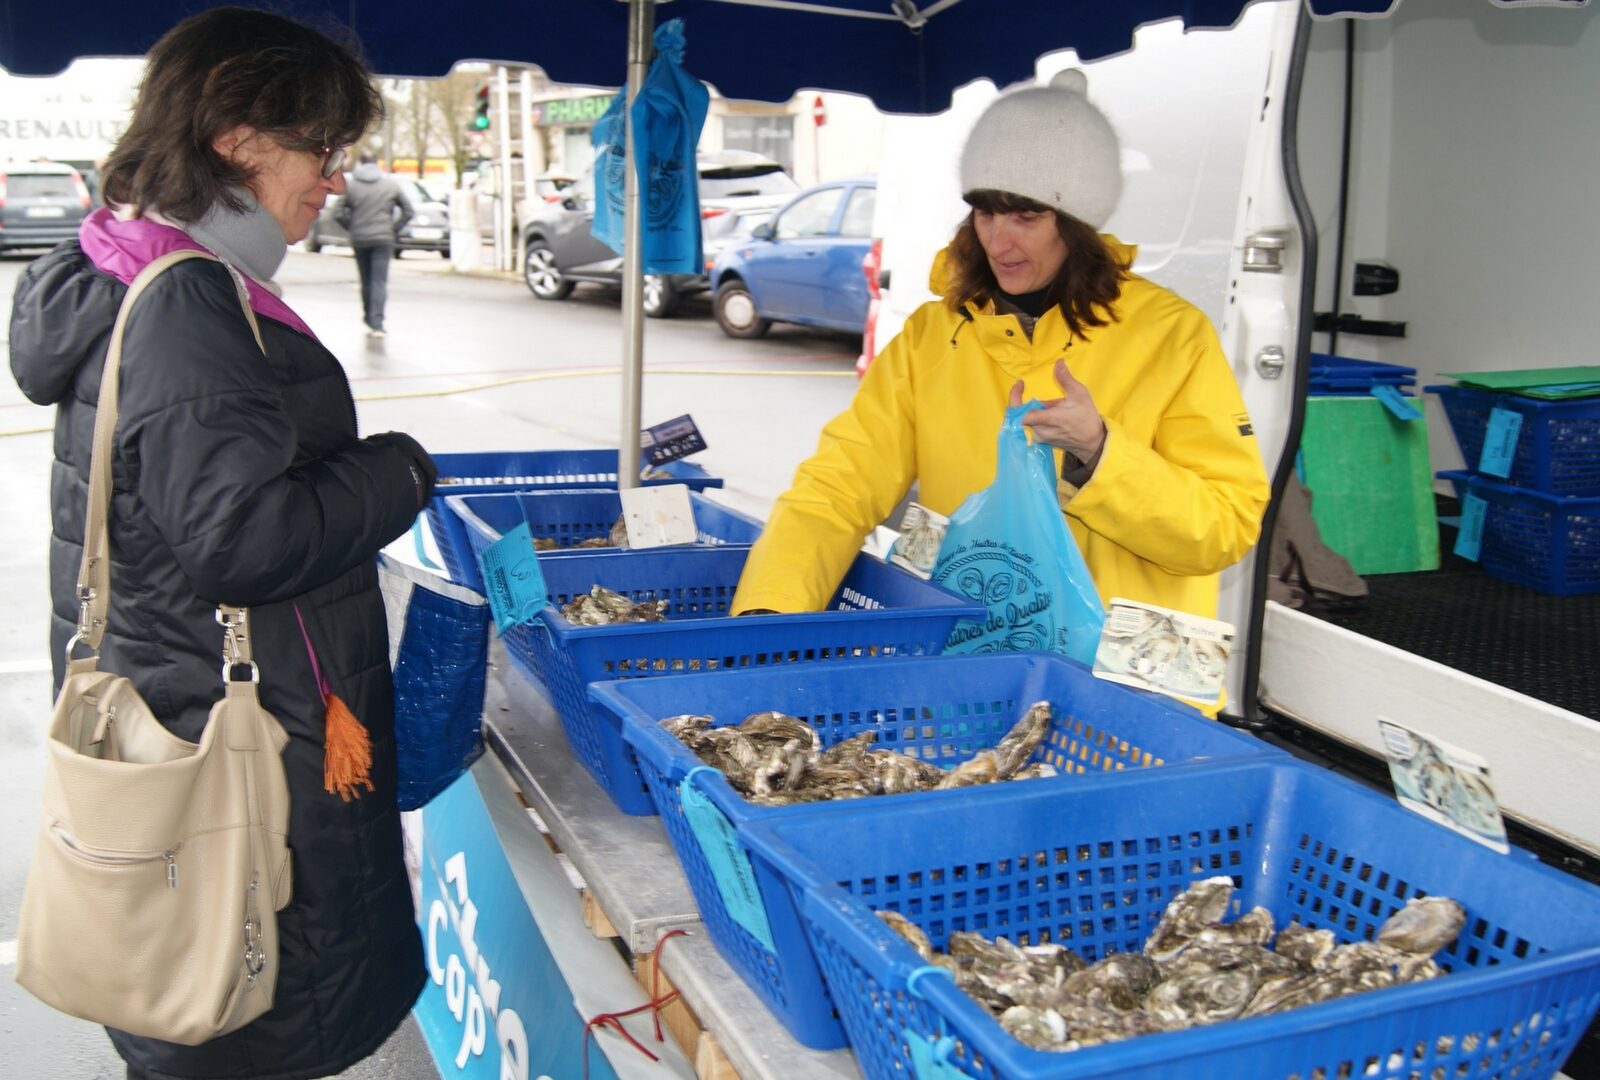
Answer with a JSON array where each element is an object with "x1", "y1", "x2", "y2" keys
[{"x1": 15, "y1": 249, "x2": 293, "y2": 1045}]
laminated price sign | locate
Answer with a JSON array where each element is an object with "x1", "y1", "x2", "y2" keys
[
  {"x1": 641, "y1": 414, "x2": 707, "y2": 467},
  {"x1": 1378, "y1": 718, "x2": 1509, "y2": 853}
]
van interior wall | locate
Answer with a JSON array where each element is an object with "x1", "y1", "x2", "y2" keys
[{"x1": 1298, "y1": 0, "x2": 1600, "y2": 482}]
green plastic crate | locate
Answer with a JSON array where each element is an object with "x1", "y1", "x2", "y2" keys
[{"x1": 1300, "y1": 395, "x2": 1440, "y2": 574}]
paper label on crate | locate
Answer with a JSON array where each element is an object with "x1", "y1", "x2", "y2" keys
[
  {"x1": 1454, "y1": 493, "x2": 1487, "y2": 562},
  {"x1": 1372, "y1": 384, "x2": 1423, "y2": 421},
  {"x1": 906, "y1": 1032, "x2": 967, "y2": 1079},
  {"x1": 1090, "y1": 598, "x2": 1233, "y2": 706},
  {"x1": 1478, "y1": 406, "x2": 1523, "y2": 478},
  {"x1": 1377, "y1": 718, "x2": 1509, "y2": 854},
  {"x1": 478, "y1": 522, "x2": 548, "y2": 633},
  {"x1": 678, "y1": 780, "x2": 776, "y2": 953},
  {"x1": 640, "y1": 413, "x2": 708, "y2": 467},
  {"x1": 618, "y1": 484, "x2": 697, "y2": 549},
  {"x1": 886, "y1": 502, "x2": 950, "y2": 579}
]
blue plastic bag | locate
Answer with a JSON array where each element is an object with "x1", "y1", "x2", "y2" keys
[
  {"x1": 377, "y1": 555, "x2": 491, "y2": 811},
  {"x1": 591, "y1": 19, "x2": 711, "y2": 275},
  {"x1": 930, "y1": 403, "x2": 1106, "y2": 662}
]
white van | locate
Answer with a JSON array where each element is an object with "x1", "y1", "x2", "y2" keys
[{"x1": 868, "y1": 0, "x2": 1600, "y2": 861}]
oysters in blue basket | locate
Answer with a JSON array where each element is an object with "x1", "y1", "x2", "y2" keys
[
  {"x1": 663, "y1": 701, "x2": 1058, "y2": 805},
  {"x1": 559, "y1": 584, "x2": 668, "y2": 625},
  {"x1": 877, "y1": 877, "x2": 1466, "y2": 1052}
]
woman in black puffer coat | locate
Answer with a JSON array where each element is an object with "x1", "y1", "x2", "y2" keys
[{"x1": 9, "y1": 9, "x2": 432, "y2": 1078}]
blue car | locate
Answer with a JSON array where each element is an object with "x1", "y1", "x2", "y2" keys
[{"x1": 710, "y1": 177, "x2": 876, "y2": 339}]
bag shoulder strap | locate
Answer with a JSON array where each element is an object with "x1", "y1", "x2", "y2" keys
[{"x1": 70, "y1": 249, "x2": 265, "y2": 666}]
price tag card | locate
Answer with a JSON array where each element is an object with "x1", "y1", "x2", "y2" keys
[
  {"x1": 641, "y1": 414, "x2": 708, "y2": 467},
  {"x1": 1377, "y1": 718, "x2": 1508, "y2": 853},
  {"x1": 1454, "y1": 493, "x2": 1487, "y2": 562},
  {"x1": 1091, "y1": 598, "x2": 1234, "y2": 706},
  {"x1": 678, "y1": 779, "x2": 776, "y2": 952},
  {"x1": 886, "y1": 502, "x2": 950, "y2": 580},
  {"x1": 619, "y1": 484, "x2": 697, "y2": 549},
  {"x1": 477, "y1": 522, "x2": 548, "y2": 633},
  {"x1": 1478, "y1": 406, "x2": 1523, "y2": 478},
  {"x1": 1372, "y1": 384, "x2": 1423, "y2": 421},
  {"x1": 906, "y1": 1032, "x2": 968, "y2": 1079}
]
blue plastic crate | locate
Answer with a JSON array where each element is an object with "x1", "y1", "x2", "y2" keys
[
  {"x1": 1428, "y1": 385, "x2": 1600, "y2": 496},
  {"x1": 1439, "y1": 470, "x2": 1600, "y2": 595},
  {"x1": 738, "y1": 758, "x2": 1600, "y2": 1080},
  {"x1": 591, "y1": 653, "x2": 1279, "y2": 1049},
  {"x1": 1308, "y1": 353, "x2": 1417, "y2": 396},
  {"x1": 421, "y1": 450, "x2": 723, "y2": 589},
  {"x1": 506, "y1": 546, "x2": 984, "y2": 815},
  {"x1": 446, "y1": 489, "x2": 762, "y2": 592}
]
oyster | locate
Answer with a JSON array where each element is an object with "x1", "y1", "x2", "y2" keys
[
  {"x1": 992, "y1": 701, "x2": 1052, "y2": 778},
  {"x1": 1145, "y1": 876, "x2": 1235, "y2": 960},
  {"x1": 659, "y1": 714, "x2": 713, "y2": 741},
  {"x1": 876, "y1": 909, "x2": 937, "y2": 962},
  {"x1": 1377, "y1": 896, "x2": 1467, "y2": 957},
  {"x1": 1274, "y1": 922, "x2": 1337, "y2": 969},
  {"x1": 935, "y1": 750, "x2": 1001, "y2": 789}
]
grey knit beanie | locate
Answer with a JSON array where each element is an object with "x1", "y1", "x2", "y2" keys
[{"x1": 959, "y1": 69, "x2": 1123, "y2": 229}]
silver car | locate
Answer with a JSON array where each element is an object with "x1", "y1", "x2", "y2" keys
[
  {"x1": 519, "y1": 149, "x2": 798, "y2": 318},
  {"x1": 305, "y1": 177, "x2": 452, "y2": 257},
  {"x1": 0, "y1": 160, "x2": 92, "y2": 252}
]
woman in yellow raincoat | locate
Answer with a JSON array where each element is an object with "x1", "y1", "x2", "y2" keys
[{"x1": 732, "y1": 69, "x2": 1270, "y2": 628}]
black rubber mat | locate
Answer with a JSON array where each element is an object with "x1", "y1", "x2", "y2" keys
[{"x1": 1302, "y1": 513, "x2": 1600, "y2": 720}]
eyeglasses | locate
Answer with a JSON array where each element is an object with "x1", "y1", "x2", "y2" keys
[{"x1": 318, "y1": 145, "x2": 347, "y2": 179}]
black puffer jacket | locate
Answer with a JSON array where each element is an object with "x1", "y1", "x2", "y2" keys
[{"x1": 10, "y1": 242, "x2": 430, "y2": 1080}]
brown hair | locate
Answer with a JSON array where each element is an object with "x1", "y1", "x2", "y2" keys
[
  {"x1": 101, "y1": 7, "x2": 382, "y2": 221},
  {"x1": 946, "y1": 189, "x2": 1130, "y2": 340}
]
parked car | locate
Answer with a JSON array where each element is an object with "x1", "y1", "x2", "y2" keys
[
  {"x1": 305, "y1": 176, "x2": 451, "y2": 257},
  {"x1": 0, "y1": 160, "x2": 92, "y2": 252},
  {"x1": 709, "y1": 177, "x2": 877, "y2": 339},
  {"x1": 519, "y1": 149, "x2": 799, "y2": 318}
]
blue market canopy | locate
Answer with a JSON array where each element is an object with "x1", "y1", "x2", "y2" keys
[{"x1": 0, "y1": 0, "x2": 1586, "y2": 113}]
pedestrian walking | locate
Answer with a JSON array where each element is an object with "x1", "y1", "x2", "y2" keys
[
  {"x1": 337, "y1": 152, "x2": 412, "y2": 337},
  {"x1": 9, "y1": 7, "x2": 433, "y2": 1078}
]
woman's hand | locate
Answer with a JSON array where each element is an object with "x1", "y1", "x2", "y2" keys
[{"x1": 1010, "y1": 359, "x2": 1106, "y2": 459}]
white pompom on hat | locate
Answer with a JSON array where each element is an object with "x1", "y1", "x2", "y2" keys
[{"x1": 959, "y1": 68, "x2": 1123, "y2": 229}]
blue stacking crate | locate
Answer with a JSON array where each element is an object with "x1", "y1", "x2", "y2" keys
[
  {"x1": 448, "y1": 489, "x2": 762, "y2": 591},
  {"x1": 507, "y1": 547, "x2": 984, "y2": 815},
  {"x1": 1439, "y1": 470, "x2": 1600, "y2": 595},
  {"x1": 590, "y1": 653, "x2": 1278, "y2": 1049},
  {"x1": 1308, "y1": 353, "x2": 1417, "y2": 396},
  {"x1": 421, "y1": 450, "x2": 723, "y2": 590},
  {"x1": 1427, "y1": 384, "x2": 1600, "y2": 496},
  {"x1": 739, "y1": 757, "x2": 1600, "y2": 1080}
]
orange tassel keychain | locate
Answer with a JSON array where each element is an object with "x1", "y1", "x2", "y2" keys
[{"x1": 295, "y1": 603, "x2": 374, "y2": 801}]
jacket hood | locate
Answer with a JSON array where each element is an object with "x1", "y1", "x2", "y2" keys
[
  {"x1": 926, "y1": 234, "x2": 1139, "y2": 299},
  {"x1": 9, "y1": 241, "x2": 118, "y2": 406},
  {"x1": 352, "y1": 161, "x2": 383, "y2": 183}
]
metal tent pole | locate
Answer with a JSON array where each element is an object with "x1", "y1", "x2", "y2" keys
[{"x1": 618, "y1": 0, "x2": 656, "y2": 490}]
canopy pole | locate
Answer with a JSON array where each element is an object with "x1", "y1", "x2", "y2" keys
[{"x1": 618, "y1": 0, "x2": 656, "y2": 490}]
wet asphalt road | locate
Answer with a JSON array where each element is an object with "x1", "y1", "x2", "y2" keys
[{"x1": 0, "y1": 241, "x2": 860, "y2": 1077}]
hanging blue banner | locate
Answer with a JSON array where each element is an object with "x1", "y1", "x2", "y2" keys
[{"x1": 415, "y1": 772, "x2": 618, "y2": 1080}]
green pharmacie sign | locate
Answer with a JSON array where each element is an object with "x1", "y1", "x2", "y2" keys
[{"x1": 532, "y1": 96, "x2": 612, "y2": 127}]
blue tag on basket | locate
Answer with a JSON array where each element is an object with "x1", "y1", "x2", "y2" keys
[
  {"x1": 1478, "y1": 406, "x2": 1523, "y2": 478},
  {"x1": 1373, "y1": 384, "x2": 1423, "y2": 421},
  {"x1": 1454, "y1": 493, "x2": 1487, "y2": 562},
  {"x1": 478, "y1": 522, "x2": 548, "y2": 633},
  {"x1": 678, "y1": 778, "x2": 776, "y2": 952},
  {"x1": 906, "y1": 1032, "x2": 967, "y2": 1079}
]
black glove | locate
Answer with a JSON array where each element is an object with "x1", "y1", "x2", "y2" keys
[{"x1": 367, "y1": 431, "x2": 437, "y2": 510}]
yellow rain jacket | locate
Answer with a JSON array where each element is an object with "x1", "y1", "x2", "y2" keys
[{"x1": 732, "y1": 238, "x2": 1271, "y2": 625}]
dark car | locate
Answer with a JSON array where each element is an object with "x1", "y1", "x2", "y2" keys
[
  {"x1": 709, "y1": 177, "x2": 876, "y2": 339},
  {"x1": 305, "y1": 176, "x2": 451, "y2": 257},
  {"x1": 0, "y1": 160, "x2": 92, "y2": 252},
  {"x1": 520, "y1": 149, "x2": 798, "y2": 318}
]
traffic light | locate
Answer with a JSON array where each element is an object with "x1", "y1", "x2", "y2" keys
[{"x1": 472, "y1": 84, "x2": 490, "y2": 131}]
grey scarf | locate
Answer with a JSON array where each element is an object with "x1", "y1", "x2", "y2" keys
[{"x1": 184, "y1": 190, "x2": 287, "y2": 286}]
